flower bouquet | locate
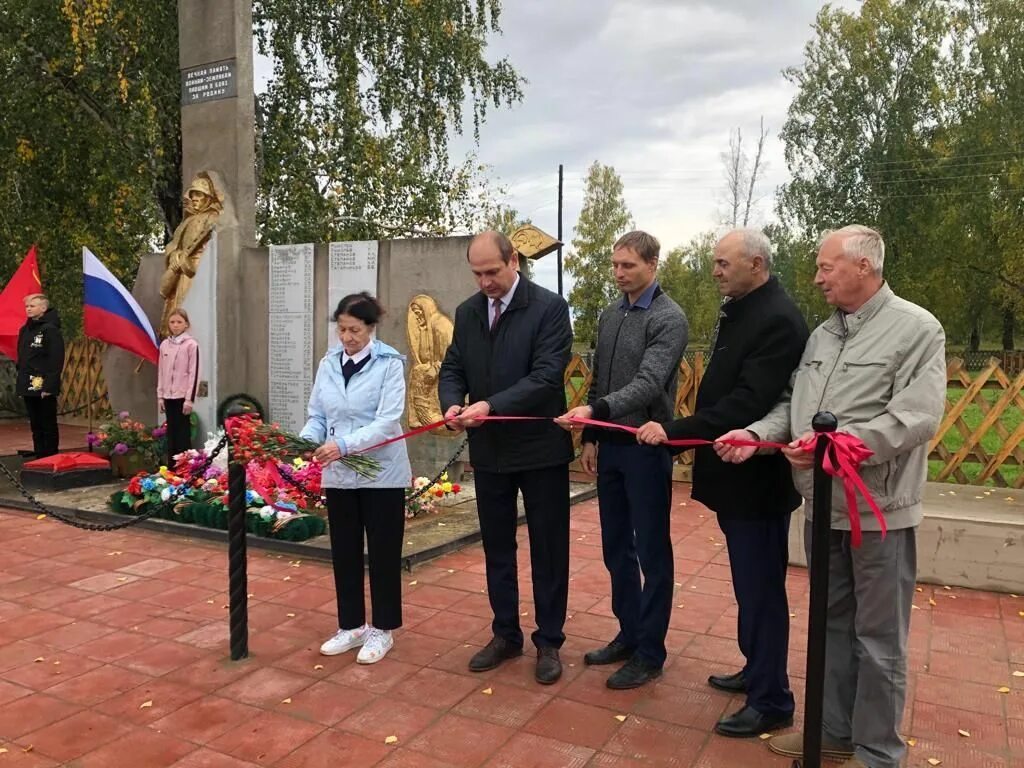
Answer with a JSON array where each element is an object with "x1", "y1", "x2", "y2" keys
[
  {"x1": 405, "y1": 472, "x2": 462, "y2": 518},
  {"x1": 225, "y1": 414, "x2": 381, "y2": 479},
  {"x1": 87, "y1": 411, "x2": 165, "y2": 475}
]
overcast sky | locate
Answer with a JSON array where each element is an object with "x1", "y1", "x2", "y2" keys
[{"x1": 256, "y1": 0, "x2": 860, "y2": 295}]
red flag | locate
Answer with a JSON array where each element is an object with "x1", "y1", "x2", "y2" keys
[{"x1": 0, "y1": 245, "x2": 44, "y2": 362}]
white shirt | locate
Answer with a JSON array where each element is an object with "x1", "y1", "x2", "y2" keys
[
  {"x1": 341, "y1": 344, "x2": 371, "y2": 367},
  {"x1": 492, "y1": 273, "x2": 521, "y2": 317}
]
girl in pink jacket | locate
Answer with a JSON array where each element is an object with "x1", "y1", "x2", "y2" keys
[{"x1": 158, "y1": 308, "x2": 200, "y2": 464}]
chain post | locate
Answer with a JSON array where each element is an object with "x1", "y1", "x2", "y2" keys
[
  {"x1": 227, "y1": 456, "x2": 249, "y2": 660},
  {"x1": 796, "y1": 410, "x2": 838, "y2": 768},
  {"x1": 222, "y1": 402, "x2": 257, "y2": 662}
]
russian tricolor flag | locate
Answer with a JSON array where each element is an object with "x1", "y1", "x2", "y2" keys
[{"x1": 83, "y1": 247, "x2": 160, "y2": 364}]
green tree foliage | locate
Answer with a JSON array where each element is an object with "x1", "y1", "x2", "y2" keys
[
  {"x1": 658, "y1": 232, "x2": 720, "y2": 346},
  {"x1": 484, "y1": 205, "x2": 531, "y2": 236},
  {"x1": 253, "y1": 0, "x2": 524, "y2": 243},
  {"x1": 0, "y1": 0, "x2": 523, "y2": 335},
  {"x1": 777, "y1": 0, "x2": 1023, "y2": 347},
  {"x1": 563, "y1": 162, "x2": 633, "y2": 347},
  {"x1": 0, "y1": 0, "x2": 181, "y2": 336}
]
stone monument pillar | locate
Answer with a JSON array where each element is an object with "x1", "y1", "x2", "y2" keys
[{"x1": 176, "y1": 0, "x2": 257, "y2": 432}]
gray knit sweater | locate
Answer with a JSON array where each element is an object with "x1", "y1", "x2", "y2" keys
[{"x1": 584, "y1": 286, "x2": 689, "y2": 441}]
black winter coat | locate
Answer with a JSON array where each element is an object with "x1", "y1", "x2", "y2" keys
[
  {"x1": 439, "y1": 276, "x2": 574, "y2": 473},
  {"x1": 16, "y1": 307, "x2": 65, "y2": 397},
  {"x1": 664, "y1": 277, "x2": 808, "y2": 518}
]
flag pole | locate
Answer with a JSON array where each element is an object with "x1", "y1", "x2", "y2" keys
[{"x1": 87, "y1": 341, "x2": 96, "y2": 443}]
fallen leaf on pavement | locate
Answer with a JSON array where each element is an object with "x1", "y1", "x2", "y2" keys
[{"x1": 140, "y1": 700, "x2": 153, "y2": 709}]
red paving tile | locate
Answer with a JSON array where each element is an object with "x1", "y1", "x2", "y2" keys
[
  {"x1": 19, "y1": 708, "x2": 133, "y2": 762},
  {"x1": 0, "y1": 490, "x2": 1022, "y2": 767}
]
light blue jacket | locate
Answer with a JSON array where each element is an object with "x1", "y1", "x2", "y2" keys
[{"x1": 299, "y1": 339, "x2": 412, "y2": 489}]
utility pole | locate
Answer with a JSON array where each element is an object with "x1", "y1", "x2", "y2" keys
[{"x1": 556, "y1": 164, "x2": 564, "y2": 297}]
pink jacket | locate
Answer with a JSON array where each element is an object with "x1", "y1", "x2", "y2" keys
[{"x1": 157, "y1": 333, "x2": 200, "y2": 405}]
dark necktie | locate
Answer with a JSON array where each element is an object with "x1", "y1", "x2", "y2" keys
[
  {"x1": 342, "y1": 358, "x2": 358, "y2": 384},
  {"x1": 490, "y1": 299, "x2": 502, "y2": 331}
]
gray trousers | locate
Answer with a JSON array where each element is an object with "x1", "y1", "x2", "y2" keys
[{"x1": 804, "y1": 521, "x2": 916, "y2": 768}]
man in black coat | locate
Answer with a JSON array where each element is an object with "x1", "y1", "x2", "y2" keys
[
  {"x1": 637, "y1": 229, "x2": 809, "y2": 737},
  {"x1": 16, "y1": 294, "x2": 65, "y2": 458},
  {"x1": 439, "y1": 231, "x2": 574, "y2": 685}
]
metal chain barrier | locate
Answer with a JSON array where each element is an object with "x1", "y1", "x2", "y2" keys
[{"x1": 0, "y1": 436, "x2": 229, "y2": 532}]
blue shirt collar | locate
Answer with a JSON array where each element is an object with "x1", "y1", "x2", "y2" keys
[{"x1": 619, "y1": 280, "x2": 659, "y2": 310}]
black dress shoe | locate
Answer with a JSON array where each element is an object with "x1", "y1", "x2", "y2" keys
[
  {"x1": 468, "y1": 636, "x2": 523, "y2": 672},
  {"x1": 714, "y1": 705, "x2": 793, "y2": 738},
  {"x1": 708, "y1": 670, "x2": 747, "y2": 693},
  {"x1": 584, "y1": 640, "x2": 635, "y2": 666},
  {"x1": 535, "y1": 647, "x2": 562, "y2": 685},
  {"x1": 606, "y1": 657, "x2": 662, "y2": 689}
]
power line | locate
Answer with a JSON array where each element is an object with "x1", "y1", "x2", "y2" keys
[
  {"x1": 863, "y1": 171, "x2": 1013, "y2": 185},
  {"x1": 862, "y1": 148, "x2": 1024, "y2": 167}
]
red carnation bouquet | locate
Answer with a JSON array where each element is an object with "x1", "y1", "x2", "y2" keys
[{"x1": 225, "y1": 414, "x2": 381, "y2": 480}]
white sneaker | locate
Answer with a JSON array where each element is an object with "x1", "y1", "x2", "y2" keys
[
  {"x1": 356, "y1": 627, "x2": 393, "y2": 664},
  {"x1": 320, "y1": 625, "x2": 367, "y2": 656}
]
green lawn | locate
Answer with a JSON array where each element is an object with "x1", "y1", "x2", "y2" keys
[{"x1": 930, "y1": 387, "x2": 1022, "y2": 486}]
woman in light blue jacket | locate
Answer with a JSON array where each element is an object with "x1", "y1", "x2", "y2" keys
[{"x1": 300, "y1": 292, "x2": 412, "y2": 664}]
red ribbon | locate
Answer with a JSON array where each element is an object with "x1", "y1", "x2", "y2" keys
[
  {"x1": 565, "y1": 416, "x2": 885, "y2": 546},
  {"x1": 244, "y1": 412, "x2": 886, "y2": 548}
]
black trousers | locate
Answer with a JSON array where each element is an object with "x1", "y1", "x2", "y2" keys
[
  {"x1": 474, "y1": 464, "x2": 570, "y2": 649},
  {"x1": 24, "y1": 396, "x2": 59, "y2": 458},
  {"x1": 163, "y1": 398, "x2": 192, "y2": 464},
  {"x1": 596, "y1": 442, "x2": 674, "y2": 668},
  {"x1": 325, "y1": 487, "x2": 406, "y2": 631},
  {"x1": 718, "y1": 511, "x2": 795, "y2": 718}
]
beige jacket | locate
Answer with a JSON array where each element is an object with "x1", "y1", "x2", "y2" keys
[{"x1": 748, "y1": 284, "x2": 946, "y2": 531}]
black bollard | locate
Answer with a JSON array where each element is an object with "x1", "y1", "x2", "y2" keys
[
  {"x1": 221, "y1": 397, "x2": 261, "y2": 662},
  {"x1": 796, "y1": 411, "x2": 838, "y2": 768},
  {"x1": 227, "y1": 458, "x2": 249, "y2": 660}
]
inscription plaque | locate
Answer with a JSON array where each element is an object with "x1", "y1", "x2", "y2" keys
[
  {"x1": 181, "y1": 59, "x2": 237, "y2": 106},
  {"x1": 268, "y1": 244, "x2": 314, "y2": 433},
  {"x1": 326, "y1": 241, "x2": 379, "y2": 348}
]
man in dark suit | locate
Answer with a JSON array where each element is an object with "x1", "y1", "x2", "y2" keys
[
  {"x1": 439, "y1": 231, "x2": 574, "y2": 685},
  {"x1": 637, "y1": 229, "x2": 809, "y2": 736}
]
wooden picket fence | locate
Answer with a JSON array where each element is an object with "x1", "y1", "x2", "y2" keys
[
  {"x1": 57, "y1": 338, "x2": 111, "y2": 425},
  {"x1": 928, "y1": 357, "x2": 1024, "y2": 488},
  {"x1": 567, "y1": 352, "x2": 1023, "y2": 487}
]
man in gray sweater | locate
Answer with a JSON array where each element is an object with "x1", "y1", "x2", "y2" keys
[{"x1": 558, "y1": 230, "x2": 688, "y2": 689}]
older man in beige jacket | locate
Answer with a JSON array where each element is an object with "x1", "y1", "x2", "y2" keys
[{"x1": 717, "y1": 225, "x2": 946, "y2": 768}]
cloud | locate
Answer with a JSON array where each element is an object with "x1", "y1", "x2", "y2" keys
[
  {"x1": 456, "y1": 0, "x2": 861, "y2": 295},
  {"x1": 253, "y1": 0, "x2": 862, "y2": 297}
]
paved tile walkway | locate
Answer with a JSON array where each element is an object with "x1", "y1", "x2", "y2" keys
[{"x1": 0, "y1": 490, "x2": 1021, "y2": 767}]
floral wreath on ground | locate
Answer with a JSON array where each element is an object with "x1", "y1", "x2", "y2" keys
[
  {"x1": 108, "y1": 415, "x2": 465, "y2": 538},
  {"x1": 108, "y1": 431, "x2": 327, "y2": 542}
]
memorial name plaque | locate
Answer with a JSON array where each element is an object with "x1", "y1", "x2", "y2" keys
[
  {"x1": 181, "y1": 59, "x2": 238, "y2": 106},
  {"x1": 326, "y1": 241, "x2": 379, "y2": 348},
  {"x1": 268, "y1": 244, "x2": 314, "y2": 433}
]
